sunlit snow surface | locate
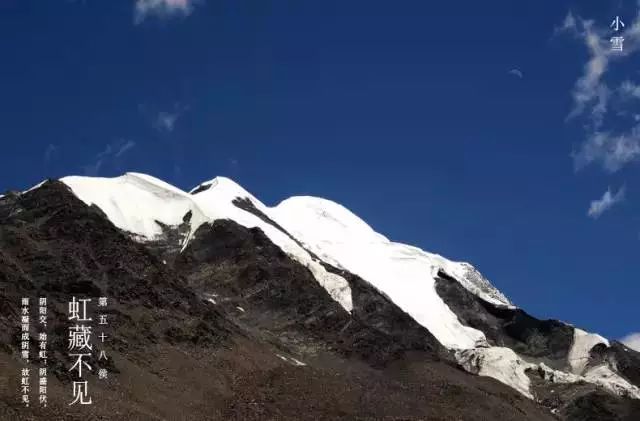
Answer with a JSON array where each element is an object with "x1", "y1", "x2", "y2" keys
[{"x1": 270, "y1": 195, "x2": 502, "y2": 349}]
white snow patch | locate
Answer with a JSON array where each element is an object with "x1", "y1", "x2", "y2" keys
[
  {"x1": 203, "y1": 292, "x2": 218, "y2": 305},
  {"x1": 538, "y1": 362, "x2": 640, "y2": 400},
  {"x1": 274, "y1": 354, "x2": 306, "y2": 367},
  {"x1": 290, "y1": 357, "x2": 307, "y2": 367},
  {"x1": 456, "y1": 347, "x2": 640, "y2": 401},
  {"x1": 270, "y1": 196, "x2": 490, "y2": 349},
  {"x1": 456, "y1": 347, "x2": 533, "y2": 399},
  {"x1": 620, "y1": 333, "x2": 640, "y2": 352},
  {"x1": 61, "y1": 173, "x2": 209, "y2": 244},
  {"x1": 583, "y1": 365, "x2": 640, "y2": 400},
  {"x1": 568, "y1": 328, "x2": 609, "y2": 375}
]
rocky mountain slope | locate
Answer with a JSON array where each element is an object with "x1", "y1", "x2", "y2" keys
[{"x1": 0, "y1": 173, "x2": 639, "y2": 420}]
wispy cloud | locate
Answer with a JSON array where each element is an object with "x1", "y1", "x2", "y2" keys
[
  {"x1": 82, "y1": 139, "x2": 136, "y2": 176},
  {"x1": 620, "y1": 80, "x2": 640, "y2": 99},
  {"x1": 173, "y1": 164, "x2": 182, "y2": 179},
  {"x1": 587, "y1": 186, "x2": 625, "y2": 219},
  {"x1": 134, "y1": 0, "x2": 199, "y2": 24},
  {"x1": 559, "y1": 9, "x2": 640, "y2": 173},
  {"x1": 508, "y1": 68, "x2": 523, "y2": 79},
  {"x1": 573, "y1": 129, "x2": 640, "y2": 172},
  {"x1": 154, "y1": 111, "x2": 180, "y2": 132},
  {"x1": 620, "y1": 332, "x2": 640, "y2": 352},
  {"x1": 115, "y1": 140, "x2": 136, "y2": 158},
  {"x1": 44, "y1": 144, "x2": 58, "y2": 163},
  {"x1": 559, "y1": 15, "x2": 612, "y2": 128}
]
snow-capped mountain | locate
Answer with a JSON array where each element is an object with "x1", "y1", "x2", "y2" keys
[
  {"x1": 58, "y1": 173, "x2": 640, "y2": 402},
  {"x1": 2, "y1": 172, "x2": 639, "y2": 420}
]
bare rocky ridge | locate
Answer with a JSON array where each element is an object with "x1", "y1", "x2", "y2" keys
[{"x1": 0, "y1": 179, "x2": 638, "y2": 419}]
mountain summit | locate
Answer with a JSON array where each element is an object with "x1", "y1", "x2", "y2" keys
[{"x1": 1, "y1": 173, "x2": 639, "y2": 420}]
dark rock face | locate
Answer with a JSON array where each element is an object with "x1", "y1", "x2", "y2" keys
[
  {"x1": 175, "y1": 218, "x2": 447, "y2": 366},
  {"x1": 189, "y1": 183, "x2": 213, "y2": 195},
  {"x1": 563, "y1": 391, "x2": 640, "y2": 421},
  {"x1": 0, "y1": 181, "x2": 231, "y2": 371},
  {"x1": 435, "y1": 269, "x2": 574, "y2": 368},
  {"x1": 0, "y1": 182, "x2": 235, "y2": 419},
  {"x1": 589, "y1": 342, "x2": 640, "y2": 388}
]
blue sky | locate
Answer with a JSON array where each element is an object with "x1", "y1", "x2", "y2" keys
[{"x1": 1, "y1": 0, "x2": 639, "y2": 344}]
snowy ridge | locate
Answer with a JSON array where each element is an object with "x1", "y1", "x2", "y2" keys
[
  {"x1": 272, "y1": 197, "x2": 512, "y2": 307},
  {"x1": 62, "y1": 173, "x2": 209, "y2": 246},
  {"x1": 60, "y1": 174, "x2": 352, "y2": 312},
  {"x1": 453, "y1": 263, "x2": 513, "y2": 307}
]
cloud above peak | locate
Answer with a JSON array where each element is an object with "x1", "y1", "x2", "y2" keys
[
  {"x1": 587, "y1": 186, "x2": 625, "y2": 219},
  {"x1": 134, "y1": 0, "x2": 200, "y2": 24}
]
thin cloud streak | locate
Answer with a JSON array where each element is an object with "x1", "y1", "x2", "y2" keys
[
  {"x1": 115, "y1": 140, "x2": 136, "y2": 158},
  {"x1": 44, "y1": 144, "x2": 58, "y2": 163},
  {"x1": 573, "y1": 129, "x2": 640, "y2": 172},
  {"x1": 134, "y1": 0, "x2": 199, "y2": 24},
  {"x1": 82, "y1": 140, "x2": 136, "y2": 176},
  {"x1": 508, "y1": 69, "x2": 523, "y2": 79},
  {"x1": 154, "y1": 111, "x2": 180, "y2": 132},
  {"x1": 587, "y1": 186, "x2": 625, "y2": 219}
]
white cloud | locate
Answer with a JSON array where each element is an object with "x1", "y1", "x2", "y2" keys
[
  {"x1": 134, "y1": 0, "x2": 199, "y2": 24},
  {"x1": 620, "y1": 80, "x2": 640, "y2": 99},
  {"x1": 620, "y1": 332, "x2": 640, "y2": 352},
  {"x1": 154, "y1": 111, "x2": 180, "y2": 132},
  {"x1": 560, "y1": 9, "x2": 640, "y2": 172},
  {"x1": 44, "y1": 143, "x2": 58, "y2": 163},
  {"x1": 508, "y1": 69, "x2": 523, "y2": 79},
  {"x1": 573, "y1": 129, "x2": 640, "y2": 172},
  {"x1": 83, "y1": 140, "x2": 136, "y2": 176},
  {"x1": 587, "y1": 186, "x2": 625, "y2": 219},
  {"x1": 563, "y1": 18, "x2": 611, "y2": 127},
  {"x1": 115, "y1": 140, "x2": 136, "y2": 158}
]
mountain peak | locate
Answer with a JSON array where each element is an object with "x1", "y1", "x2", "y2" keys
[{"x1": 13, "y1": 172, "x2": 640, "y2": 407}]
